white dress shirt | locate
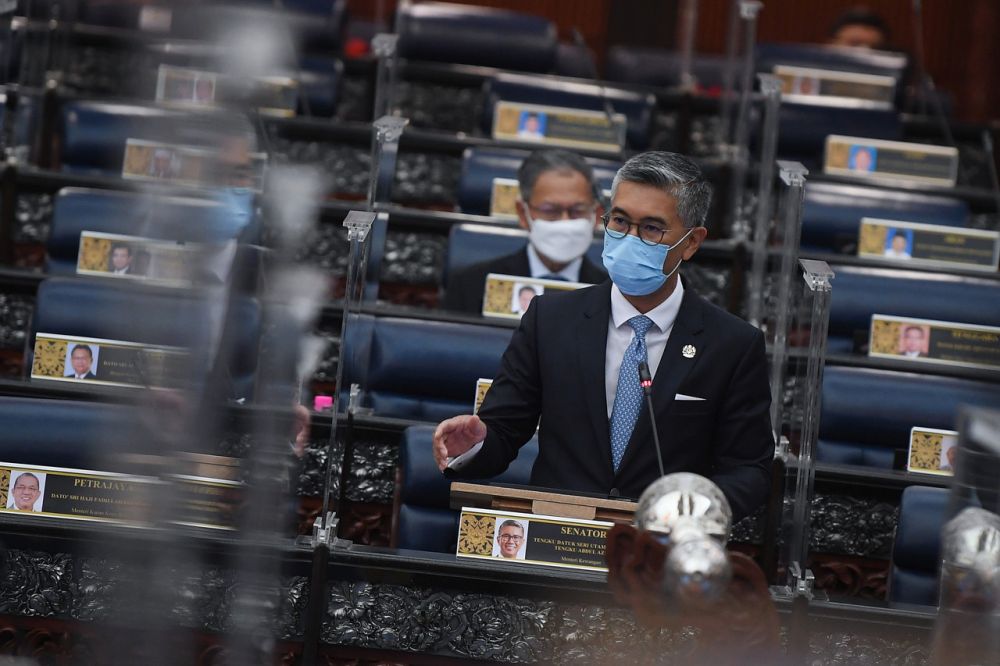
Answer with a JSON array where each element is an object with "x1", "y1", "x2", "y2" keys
[
  {"x1": 604, "y1": 281, "x2": 685, "y2": 418},
  {"x1": 527, "y1": 244, "x2": 583, "y2": 282}
]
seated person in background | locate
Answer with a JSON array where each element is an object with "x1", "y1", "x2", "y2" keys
[
  {"x1": 443, "y1": 149, "x2": 607, "y2": 314},
  {"x1": 828, "y1": 7, "x2": 890, "y2": 50},
  {"x1": 434, "y1": 152, "x2": 774, "y2": 521}
]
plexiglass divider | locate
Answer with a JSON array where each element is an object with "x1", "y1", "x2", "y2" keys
[
  {"x1": 372, "y1": 33, "x2": 400, "y2": 120},
  {"x1": 717, "y1": 0, "x2": 741, "y2": 151},
  {"x1": 725, "y1": 0, "x2": 763, "y2": 241},
  {"x1": 676, "y1": 0, "x2": 700, "y2": 92},
  {"x1": 930, "y1": 406, "x2": 1000, "y2": 664},
  {"x1": 772, "y1": 258, "x2": 834, "y2": 601},
  {"x1": 746, "y1": 74, "x2": 782, "y2": 328}
]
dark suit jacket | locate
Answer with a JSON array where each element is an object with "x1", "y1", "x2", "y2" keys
[
  {"x1": 447, "y1": 279, "x2": 774, "y2": 521},
  {"x1": 442, "y1": 247, "x2": 608, "y2": 315},
  {"x1": 66, "y1": 372, "x2": 96, "y2": 379}
]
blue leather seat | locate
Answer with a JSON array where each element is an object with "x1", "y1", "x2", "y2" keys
[
  {"x1": 889, "y1": 486, "x2": 949, "y2": 606},
  {"x1": 395, "y1": 425, "x2": 539, "y2": 552},
  {"x1": 298, "y1": 56, "x2": 342, "y2": 117},
  {"x1": 0, "y1": 397, "x2": 141, "y2": 472},
  {"x1": 456, "y1": 146, "x2": 620, "y2": 216},
  {"x1": 818, "y1": 366, "x2": 1000, "y2": 468},
  {"x1": 606, "y1": 47, "x2": 729, "y2": 90},
  {"x1": 802, "y1": 182, "x2": 968, "y2": 253},
  {"x1": 776, "y1": 102, "x2": 902, "y2": 165},
  {"x1": 828, "y1": 265, "x2": 1000, "y2": 354},
  {"x1": 444, "y1": 223, "x2": 604, "y2": 289},
  {"x1": 45, "y1": 188, "x2": 254, "y2": 275},
  {"x1": 32, "y1": 278, "x2": 260, "y2": 400},
  {"x1": 340, "y1": 315, "x2": 514, "y2": 422},
  {"x1": 397, "y1": 1, "x2": 558, "y2": 73},
  {"x1": 482, "y1": 73, "x2": 656, "y2": 150}
]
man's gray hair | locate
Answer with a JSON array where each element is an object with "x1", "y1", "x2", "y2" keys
[
  {"x1": 498, "y1": 519, "x2": 525, "y2": 533},
  {"x1": 611, "y1": 152, "x2": 713, "y2": 228},
  {"x1": 517, "y1": 149, "x2": 597, "y2": 202}
]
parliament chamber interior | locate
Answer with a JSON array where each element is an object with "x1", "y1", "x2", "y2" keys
[{"x1": 0, "y1": 0, "x2": 998, "y2": 663}]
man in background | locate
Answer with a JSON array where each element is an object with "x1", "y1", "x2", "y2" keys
[
  {"x1": 828, "y1": 8, "x2": 890, "y2": 50},
  {"x1": 443, "y1": 149, "x2": 606, "y2": 314}
]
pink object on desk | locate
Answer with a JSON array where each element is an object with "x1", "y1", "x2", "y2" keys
[{"x1": 313, "y1": 395, "x2": 333, "y2": 412}]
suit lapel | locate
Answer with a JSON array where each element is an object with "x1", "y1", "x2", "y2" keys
[
  {"x1": 615, "y1": 287, "x2": 706, "y2": 478},
  {"x1": 577, "y1": 281, "x2": 614, "y2": 472}
]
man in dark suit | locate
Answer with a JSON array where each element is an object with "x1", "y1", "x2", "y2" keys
[
  {"x1": 66, "y1": 344, "x2": 97, "y2": 380},
  {"x1": 433, "y1": 152, "x2": 774, "y2": 520},
  {"x1": 442, "y1": 149, "x2": 607, "y2": 314}
]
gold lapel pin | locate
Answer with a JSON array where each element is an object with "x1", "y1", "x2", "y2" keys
[{"x1": 682, "y1": 345, "x2": 697, "y2": 359}]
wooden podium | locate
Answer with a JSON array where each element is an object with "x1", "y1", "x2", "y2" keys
[{"x1": 450, "y1": 482, "x2": 637, "y2": 524}]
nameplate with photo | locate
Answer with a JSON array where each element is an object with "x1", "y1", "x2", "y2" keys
[
  {"x1": 907, "y1": 427, "x2": 959, "y2": 477},
  {"x1": 77, "y1": 231, "x2": 201, "y2": 286},
  {"x1": 156, "y1": 65, "x2": 218, "y2": 107},
  {"x1": 868, "y1": 315, "x2": 1000, "y2": 370},
  {"x1": 32, "y1": 333, "x2": 191, "y2": 390},
  {"x1": 483, "y1": 273, "x2": 588, "y2": 321},
  {"x1": 773, "y1": 65, "x2": 895, "y2": 107},
  {"x1": 456, "y1": 507, "x2": 611, "y2": 572},
  {"x1": 824, "y1": 135, "x2": 959, "y2": 188},
  {"x1": 473, "y1": 378, "x2": 493, "y2": 415},
  {"x1": 492, "y1": 101, "x2": 626, "y2": 154},
  {"x1": 0, "y1": 463, "x2": 152, "y2": 523},
  {"x1": 123, "y1": 138, "x2": 214, "y2": 187},
  {"x1": 857, "y1": 218, "x2": 1000, "y2": 271}
]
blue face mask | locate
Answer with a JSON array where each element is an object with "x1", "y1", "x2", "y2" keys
[
  {"x1": 218, "y1": 187, "x2": 255, "y2": 232},
  {"x1": 601, "y1": 229, "x2": 692, "y2": 296}
]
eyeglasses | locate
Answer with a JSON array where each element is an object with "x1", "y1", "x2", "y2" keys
[
  {"x1": 528, "y1": 203, "x2": 596, "y2": 221},
  {"x1": 498, "y1": 534, "x2": 523, "y2": 543},
  {"x1": 602, "y1": 213, "x2": 671, "y2": 246}
]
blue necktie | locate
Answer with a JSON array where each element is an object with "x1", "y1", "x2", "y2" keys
[{"x1": 609, "y1": 315, "x2": 654, "y2": 471}]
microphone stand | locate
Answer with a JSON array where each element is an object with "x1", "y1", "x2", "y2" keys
[{"x1": 638, "y1": 361, "x2": 666, "y2": 478}]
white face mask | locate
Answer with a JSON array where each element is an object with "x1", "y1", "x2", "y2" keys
[{"x1": 525, "y1": 211, "x2": 596, "y2": 265}]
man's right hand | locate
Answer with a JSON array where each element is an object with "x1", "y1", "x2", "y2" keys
[{"x1": 433, "y1": 415, "x2": 487, "y2": 471}]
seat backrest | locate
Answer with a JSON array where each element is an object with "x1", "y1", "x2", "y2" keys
[
  {"x1": 32, "y1": 277, "x2": 260, "y2": 399},
  {"x1": 298, "y1": 56, "x2": 343, "y2": 117},
  {"x1": 341, "y1": 314, "x2": 515, "y2": 422},
  {"x1": 776, "y1": 102, "x2": 902, "y2": 163},
  {"x1": 890, "y1": 485, "x2": 949, "y2": 606},
  {"x1": 456, "y1": 146, "x2": 619, "y2": 216},
  {"x1": 827, "y1": 265, "x2": 1000, "y2": 353},
  {"x1": 46, "y1": 187, "x2": 251, "y2": 275},
  {"x1": 0, "y1": 397, "x2": 143, "y2": 472},
  {"x1": 397, "y1": 1, "x2": 558, "y2": 73},
  {"x1": 605, "y1": 47, "x2": 729, "y2": 90},
  {"x1": 482, "y1": 73, "x2": 656, "y2": 150},
  {"x1": 818, "y1": 366, "x2": 1000, "y2": 468},
  {"x1": 802, "y1": 182, "x2": 968, "y2": 253},
  {"x1": 395, "y1": 425, "x2": 540, "y2": 552}
]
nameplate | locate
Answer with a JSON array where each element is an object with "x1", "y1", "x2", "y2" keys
[
  {"x1": 473, "y1": 378, "x2": 492, "y2": 414},
  {"x1": 869, "y1": 315, "x2": 1000, "y2": 370},
  {"x1": 489, "y1": 178, "x2": 521, "y2": 219},
  {"x1": 907, "y1": 427, "x2": 959, "y2": 476},
  {"x1": 0, "y1": 463, "x2": 240, "y2": 529},
  {"x1": 456, "y1": 507, "x2": 611, "y2": 571},
  {"x1": 492, "y1": 101, "x2": 626, "y2": 154},
  {"x1": 156, "y1": 65, "x2": 218, "y2": 107},
  {"x1": 139, "y1": 6, "x2": 172, "y2": 32},
  {"x1": 483, "y1": 273, "x2": 587, "y2": 320},
  {"x1": 255, "y1": 75, "x2": 299, "y2": 118},
  {"x1": 824, "y1": 135, "x2": 959, "y2": 188},
  {"x1": 858, "y1": 218, "x2": 1000, "y2": 271},
  {"x1": 123, "y1": 138, "x2": 212, "y2": 187},
  {"x1": 77, "y1": 231, "x2": 196, "y2": 286},
  {"x1": 773, "y1": 65, "x2": 895, "y2": 107},
  {"x1": 32, "y1": 333, "x2": 191, "y2": 389}
]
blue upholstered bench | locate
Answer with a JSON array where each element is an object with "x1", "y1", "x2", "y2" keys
[
  {"x1": 394, "y1": 425, "x2": 539, "y2": 552},
  {"x1": 818, "y1": 366, "x2": 1000, "y2": 469},
  {"x1": 889, "y1": 485, "x2": 949, "y2": 606},
  {"x1": 606, "y1": 47, "x2": 729, "y2": 89}
]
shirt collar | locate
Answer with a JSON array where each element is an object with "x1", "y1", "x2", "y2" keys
[
  {"x1": 610, "y1": 279, "x2": 685, "y2": 333},
  {"x1": 526, "y1": 244, "x2": 583, "y2": 282}
]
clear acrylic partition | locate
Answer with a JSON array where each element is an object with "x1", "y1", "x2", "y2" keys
[
  {"x1": 367, "y1": 115, "x2": 408, "y2": 209},
  {"x1": 717, "y1": 0, "x2": 741, "y2": 151},
  {"x1": 372, "y1": 33, "x2": 400, "y2": 120},
  {"x1": 745, "y1": 74, "x2": 782, "y2": 328},
  {"x1": 724, "y1": 0, "x2": 763, "y2": 241},
  {"x1": 930, "y1": 407, "x2": 1000, "y2": 663},
  {"x1": 772, "y1": 258, "x2": 834, "y2": 600},
  {"x1": 675, "y1": 0, "x2": 700, "y2": 91}
]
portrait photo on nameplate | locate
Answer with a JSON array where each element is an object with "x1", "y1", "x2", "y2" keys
[
  {"x1": 456, "y1": 507, "x2": 612, "y2": 571},
  {"x1": 907, "y1": 427, "x2": 959, "y2": 476},
  {"x1": 155, "y1": 65, "x2": 218, "y2": 108},
  {"x1": 482, "y1": 273, "x2": 587, "y2": 320},
  {"x1": 858, "y1": 219, "x2": 1000, "y2": 271},
  {"x1": 0, "y1": 463, "x2": 152, "y2": 523},
  {"x1": 32, "y1": 333, "x2": 191, "y2": 389},
  {"x1": 868, "y1": 315, "x2": 1000, "y2": 370},
  {"x1": 824, "y1": 135, "x2": 959, "y2": 188},
  {"x1": 773, "y1": 65, "x2": 895, "y2": 107},
  {"x1": 492, "y1": 101, "x2": 626, "y2": 154}
]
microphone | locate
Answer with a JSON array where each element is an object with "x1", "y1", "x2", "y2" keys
[{"x1": 638, "y1": 361, "x2": 666, "y2": 478}]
